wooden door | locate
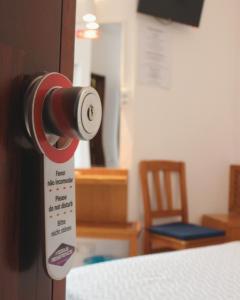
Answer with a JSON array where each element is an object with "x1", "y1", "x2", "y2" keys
[
  {"x1": 90, "y1": 73, "x2": 105, "y2": 166},
  {"x1": 0, "y1": 1, "x2": 75, "y2": 299}
]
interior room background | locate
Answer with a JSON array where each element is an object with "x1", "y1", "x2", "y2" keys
[{"x1": 73, "y1": 0, "x2": 240, "y2": 259}]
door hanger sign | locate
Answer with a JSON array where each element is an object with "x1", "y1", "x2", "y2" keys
[{"x1": 24, "y1": 72, "x2": 102, "y2": 280}]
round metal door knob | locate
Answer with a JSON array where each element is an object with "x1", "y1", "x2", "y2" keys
[{"x1": 43, "y1": 86, "x2": 102, "y2": 141}]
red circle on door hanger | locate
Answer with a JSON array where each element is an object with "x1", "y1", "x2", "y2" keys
[{"x1": 32, "y1": 72, "x2": 79, "y2": 163}]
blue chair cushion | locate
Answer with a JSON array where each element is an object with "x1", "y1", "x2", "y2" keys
[{"x1": 149, "y1": 222, "x2": 225, "y2": 240}]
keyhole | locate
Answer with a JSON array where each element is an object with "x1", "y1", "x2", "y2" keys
[{"x1": 87, "y1": 105, "x2": 94, "y2": 121}]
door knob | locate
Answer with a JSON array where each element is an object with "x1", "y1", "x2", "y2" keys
[{"x1": 43, "y1": 86, "x2": 102, "y2": 141}]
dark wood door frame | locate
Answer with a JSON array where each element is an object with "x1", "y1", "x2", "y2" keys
[
  {"x1": 0, "y1": 1, "x2": 76, "y2": 299},
  {"x1": 90, "y1": 73, "x2": 105, "y2": 166},
  {"x1": 60, "y1": 0, "x2": 76, "y2": 81}
]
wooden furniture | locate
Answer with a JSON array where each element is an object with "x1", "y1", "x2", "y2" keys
[
  {"x1": 229, "y1": 165, "x2": 240, "y2": 213},
  {"x1": 139, "y1": 160, "x2": 226, "y2": 254},
  {"x1": 75, "y1": 168, "x2": 141, "y2": 256},
  {"x1": 202, "y1": 165, "x2": 240, "y2": 241},
  {"x1": 90, "y1": 74, "x2": 105, "y2": 166},
  {"x1": 202, "y1": 213, "x2": 240, "y2": 241},
  {"x1": 0, "y1": 0, "x2": 75, "y2": 299},
  {"x1": 77, "y1": 222, "x2": 141, "y2": 257}
]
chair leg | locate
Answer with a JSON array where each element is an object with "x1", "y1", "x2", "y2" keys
[
  {"x1": 144, "y1": 229, "x2": 151, "y2": 254},
  {"x1": 129, "y1": 236, "x2": 138, "y2": 256}
]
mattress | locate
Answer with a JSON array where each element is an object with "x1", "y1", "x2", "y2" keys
[{"x1": 66, "y1": 242, "x2": 240, "y2": 300}]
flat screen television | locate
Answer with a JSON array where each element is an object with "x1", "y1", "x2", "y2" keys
[{"x1": 137, "y1": 0, "x2": 205, "y2": 27}]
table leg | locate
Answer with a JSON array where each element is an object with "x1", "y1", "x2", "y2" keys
[{"x1": 129, "y1": 236, "x2": 138, "y2": 256}]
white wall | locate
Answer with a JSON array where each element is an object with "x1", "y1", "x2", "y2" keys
[
  {"x1": 129, "y1": 0, "x2": 240, "y2": 224},
  {"x1": 74, "y1": 39, "x2": 92, "y2": 168},
  {"x1": 95, "y1": 0, "x2": 240, "y2": 224},
  {"x1": 91, "y1": 24, "x2": 121, "y2": 167}
]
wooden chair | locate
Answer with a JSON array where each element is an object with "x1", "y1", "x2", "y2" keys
[
  {"x1": 75, "y1": 168, "x2": 141, "y2": 257},
  {"x1": 139, "y1": 160, "x2": 226, "y2": 254},
  {"x1": 229, "y1": 165, "x2": 240, "y2": 214},
  {"x1": 202, "y1": 165, "x2": 240, "y2": 241}
]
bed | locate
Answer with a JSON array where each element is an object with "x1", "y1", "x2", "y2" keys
[{"x1": 66, "y1": 242, "x2": 240, "y2": 300}]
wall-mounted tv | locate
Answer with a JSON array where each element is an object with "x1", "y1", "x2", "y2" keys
[{"x1": 137, "y1": 0, "x2": 205, "y2": 27}]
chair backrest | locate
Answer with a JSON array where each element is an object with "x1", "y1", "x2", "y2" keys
[
  {"x1": 139, "y1": 160, "x2": 188, "y2": 227},
  {"x1": 229, "y1": 165, "x2": 240, "y2": 213}
]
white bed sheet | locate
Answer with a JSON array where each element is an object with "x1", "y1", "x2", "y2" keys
[{"x1": 66, "y1": 242, "x2": 240, "y2": 300}]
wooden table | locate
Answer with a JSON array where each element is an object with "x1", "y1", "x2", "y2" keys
[
  {"x1": 75, "y1": 168, "x2": 141, "y2": 256},
  {"x1": 202, "y1": 213, "x2": 240, "y2": 241},
  {"x1": 77, "y1": 222, "x2": 141, "y2": 256},
  {"x1": 75, "y1": 169, "x2": 128, "y2": 224}
]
